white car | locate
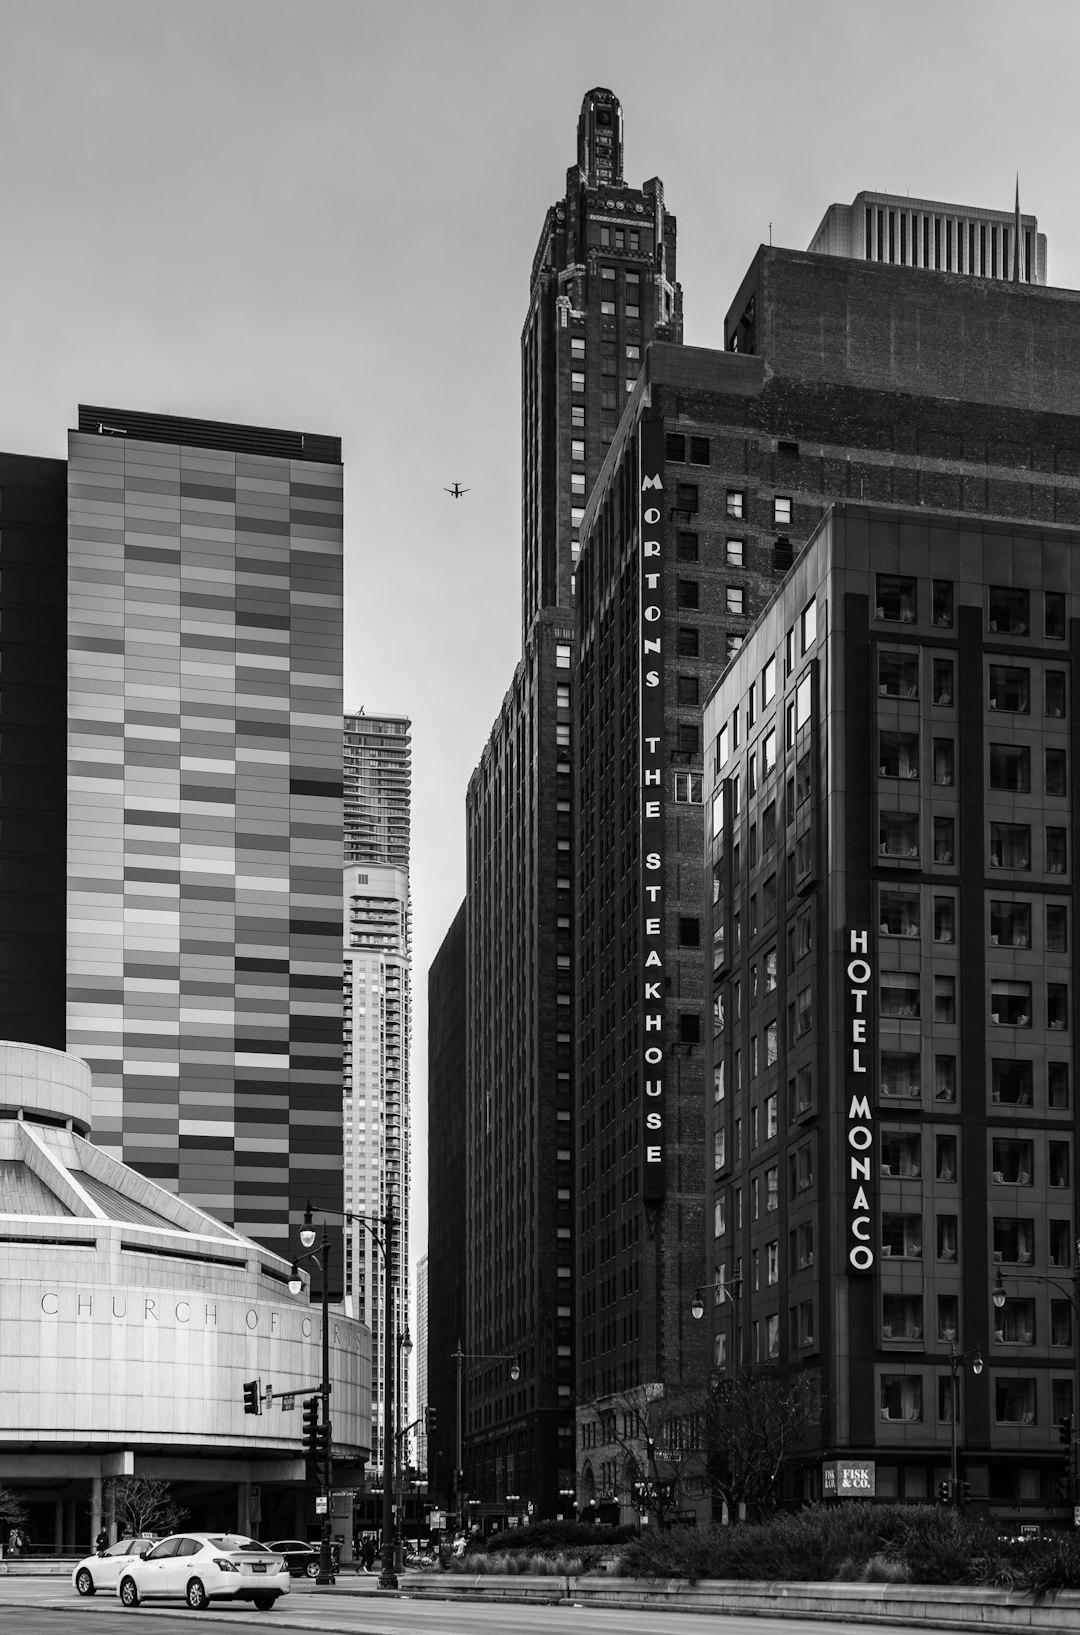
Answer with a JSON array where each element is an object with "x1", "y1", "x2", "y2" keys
[
  {"x1": 116, "y1": 1532, "x2": 290, "y2": 1611},
  {"x1": 72, "y1": 1537, "x2": 153, "y2": 1596}
]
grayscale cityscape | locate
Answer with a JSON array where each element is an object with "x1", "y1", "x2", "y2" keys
[{"x1": 4, "y1": 3, "x2": 1080, "y2": 1631}]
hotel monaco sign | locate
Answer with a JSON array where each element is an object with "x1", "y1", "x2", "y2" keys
[
  {"x1": 639, "y1": 419, "x2": 666, "y2": 1203},
  {"x1": 846, "y1": 928, "x2": 875, "y2": 1273}
]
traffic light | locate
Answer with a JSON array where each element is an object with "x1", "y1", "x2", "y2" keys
[
  {"x1": 315, "y1": 1419, "x2": 332, "y2": 1462},
  {"x1": 302, "y1": 1395, "x2": 319, "y2": 1456},
  {"x1": 425, "y1": 1406, "x2": 437, "y2": 1433},
  {"x1": 243, "y1": 1379, "x2": 261, "y2": 1416},
  {"x1": 1058, "y1": 1414, "x2": 1074, "y2": 1445},
  {"x1": 957, "y1": 1480, "x2": 971, "y2": 1506},
  {"x1": 937, "y1": 1480, "x2": 951, "y2": 1504}
]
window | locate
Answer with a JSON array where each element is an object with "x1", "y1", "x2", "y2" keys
[
  {"x1": 880, "y1": 812, "x2": 919, "y2": 860},
  {"x1": 990, "y1": 823, "x2": 1030, "y2": 870},
  {"x1": 933, "y1": 739, "x2": 954, "y2": 785},
  {"x1": 676, "y1": 481, "x2": 699, "y2": 512},
  {"x1": 571, "y1": 404, "x2": 585, "y2": 427},
  {"x1": 881, "y1": 971, "x2": 920, "y2": 1018},
  {"x1": 570, "y1": 337, "x2": 586, "y2": 358},
  {"x1": 1048, "y1": 982, "x2": 1068, "y2": 1031},
  {"x1": 988, "y1": 586, "x2": 1029, "y2": 634},
  {"x1": 883, "y1": 1293, "x2": 924, "y2": 1340},
  {"x1": 876, "y1": 574, "x2": 917, "y2": 623},
  {"x1": 766, "y1": 1165, "x2": 779, "y2": 1209},
  {"x1": 933, "y1": 659, "x2": 954, "y2": 705},
  {"x1": 762, "y1": 731, "x2": 777, "y2": 778},
  {"x1": 938, "y1": 1295, "x2": 960, "y2": 1344},
  {"x1": 725, "y1": 633, "x2": 743, "y2": 662},
  {"x1": 795, "y1": 986, "x2": 812, "y2": 1037},
  {"x1": 678, "y1": 916, "x2": 700, "y2": 947},
  {"x1": 990, "y1": 900, "x2": 1030, "y2": 948},
  {"x1": 570, "y1": 471, "x2": 586, "y2": 495},
  {"x1": 762, "y1": 657, "x2": 776, "y2": 705},
  {"x1": 990, "y1": 980, "x2": 1032, "y2": 1027},
  {"x1": 932, "y1": 580, "x2": 954, "y2": 627},
  {"x1": 674, "y1": 771, "x2": 703, "y2": 803},
  {"x1": 677, "y1": 626, "x2": 699, "y2": 657},
  {"x1": 880, "y1": 1131, "x2": 921, "y2": 1177},
  {"x1": 934, "y1": 897, "x2": 955, "y2": 942},
  {"x1": 882, "y1": 1214, "x2": 923, "y2": 1260},
  {"x1": 726, "y1": 490, "x2": 745, "y2": 519},
  {"x1": 1045, "y1": 591, "x2": 1066, "y2": 639},
  {"x1": 714, "y1": 1127, "x2": 726, "y2": 1171},
  {"x1": 727, "y1": 586, "x2": 744, "y2": 615},
  {"x1": 766, "y1": 1091, "x2": 778, "y2": 1136},
  {"x1": 934, "y1": 975, "x2": 956, "y2": 1024},
  {"x1": 881, "y1": 1375, "x2": 922, "y2": 1422},
  {"x1": 795, "y1": 1299, "x2": 815, "y2": 1348},
  {"x1": 678, "y1": 723, "x2": 700, "y2": 755},
  {"x1": 665, "y1": 433, "x2": 686, "y2": 462},
  {"x1": 795, "y1": 751, "x2": 812, "y2": 807},
  {"x1": 1049, "y1": 1061, "x2": 1070, "y2": 1109},
  {"x1": 989, "y1": 665, "x2": 1029, "y2": 712},
  {"x1": 989, "y1": 744, "x2": 1030, "y2": 792},
  {"x1": 881, "y1": 1052, "x2": 920, "y2": 1099},
  {"x1": 677, "y1": 531, "x2": 699, "y2": 562},
  {"x1": 933, "y1": 817, "x2": 955, "y2": 864},
  {"x1": 714, "y1": 1196, "x2": 726, "y2": 1236},
  {"x1": 879, "y1": 731, "x2": 919, "y2": 778},
  {"x1": 1045, "y1": 671, "x2": 1067, "y2": 718},
  {"x1": 934, "y1": 1056, "x2": 957, "y2": 1102},
  {"x1": 1046, "y1": 748, "x2": 1067, "y2": 796},
  {"x1": 726, "y1": 538, "x2": 744, "y2": 566},
  {"x1": 774, "y1": 495, "x2": 792, "y2": 526},
  {"x1": 1050, "y1": 1141, "x2": 1070, "y2": 1187},
  {"x1": 1052, "y1": 1302, "x2": 1073, "y2": 1347},
  {"x1": 571, "y1": 371, "x2": 585, "y2": 392},
  {"x1": 690, "y1": 436, "x2": 710, "y2": 465},
  {"x1": 994, "y1": 1218, "x2": 1034, "y2": 1264},
  {"x1": 936, "y1": 1134, "x2": 957, "y2": 1183},
  {"x1": 992, "y1": 1137, "x2": 1033, "y2": 1185},
  {"x1": 678, "y1": 579, "x2": 700, "y2": 610},
  {"x1": 994, "y1": 1299, "x2": 1035, "y2": 1346},
  {"x1": 1048, "y1": 827, "x2": 1068, "y2": 873},
  {"x1": 881, "y1": 890, "x2": 919, "y2": 937},
  {"x1": 555, "y1": 642, "x2": 571, "y2": 670},
  {"x1": 879, "y1": 651, "x2": 919, "y2": 697},
  {"x1": 995, "y1": 1378, "x2": 1036, "y2": 1424},
  {"x1": 991, "y1": 1060, "x2": 1033, "y2": 1105},
  {"x1": 1050, "y1": 1221, "x2": 1073, "y2": 1268},
  {"x1": 762, "y1": 802, "x2": 777, "y2": 854},
  {"x1": 796, "y1": 670, "x2": 813, "y2": 729},
  {"x1": 795, "y1": 1064, "x2": 813, "y2": 1114},
  {"x1": 677, "y1": 674, "x2": 700, "y2": 707},
  {"x1": 626, "y1": 342, "x2": 640, "y2": 361},
  {"x1": 801, "y1": 597, "x2": 817, "y2": 650}
]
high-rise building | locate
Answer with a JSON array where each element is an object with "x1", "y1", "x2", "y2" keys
[
  {"x1": 704, "y1": 502, "x2": 1080, "y2": 1522},
  {"x1": 575, "y1": 232, "x2": 1080, "y2": 1520},
  {"x1": 344, "y1": 712, "x2": 411, "y2": 870},
  {"x1": 343, "y1": 859, "x2": 411, "y2": 1476},
  {"x1": 65, "y1": 406, "x2": 344, "y2": 1258},
  {"x1": 452, "y1": 88, "x2": 682, "y2": 1523},
  {"x1": 807, "y1": 191, "x2": 1047, "y2": 284},
  {"x1": 342, "y1": 711, "x2": 412, "y2": 1480},
  {"x1": 426, "y1": 903, "x2": 466, "y2": 1517}
]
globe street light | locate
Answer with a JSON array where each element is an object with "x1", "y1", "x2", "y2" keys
[
  {"x1": 947, "y1": 1342, "x2": 983, "y2": 1504},
  {"x1": 690, "y1": 1271, "x2": 742, "y2": 1366}
]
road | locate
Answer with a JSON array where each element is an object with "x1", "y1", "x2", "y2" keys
[{"x1": 0, "y1": 1576, "x2": 977, "y2": 1635}]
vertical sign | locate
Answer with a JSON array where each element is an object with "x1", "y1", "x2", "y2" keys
[
  {"x1": 846, "y1": 928, "x2": 875, "y2": 1273},
  {"x1": 640, "y1": 419, "x2": 666, "y2": 1203}
]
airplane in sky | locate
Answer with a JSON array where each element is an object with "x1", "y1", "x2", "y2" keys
[{"x1": 444, "y1": 482, "x2": 469, "y2": 499}]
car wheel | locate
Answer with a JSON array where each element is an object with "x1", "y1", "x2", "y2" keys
[
  {"x1": 304, "y1": 1559, "x2": 320, "y2": 1578},
  {"x1": 185, "y1": 1577, "x2": 209, "y2": 1610},
  {"x1": 75, "y1": 1567, "x2": 95, "y2": 1596},
  {"x1": 252, "y1": 1593, "x2": 277, "y2": 1610},
  {"x1": 119, "y1": 1576, "x2": 139, "y2": 1608}
]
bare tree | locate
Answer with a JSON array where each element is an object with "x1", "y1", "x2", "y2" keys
[
  {"x1": 0, "y1": 1487, "x2": 28, "y2": 1529},
  {"x1": 703, "y1": 1366, "x2": 821, "y2": 1523},
  {"x1": 106, "y1": 1477, "x2": 188, "y2": 1538},
  {"x1": 582, "y1": 1381, "x2": 709, "y2": 1526}
]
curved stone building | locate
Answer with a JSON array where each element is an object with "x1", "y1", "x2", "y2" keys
[{"x1": 0, "y1": 1042, "x2": 370, "y2": 1552}]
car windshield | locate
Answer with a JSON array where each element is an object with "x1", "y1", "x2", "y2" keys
[
  {"x1": 204, "y1": 1536, "x2": 273, "y2": 1553},
  {"x1": 103, "y1": 1541, "x2": 132, "y2": 1556}
]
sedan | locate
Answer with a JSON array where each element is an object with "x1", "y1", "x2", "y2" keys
[
  {"x1": 72, "y1": 1537, "x2": 153, "y2": 1596},
  {"x1": 267, "y1": 1537, "x2": 340, "y2": 1578},
  {"x1": 116, "y1": 1532, "x2": 290, "y2": 1611}
]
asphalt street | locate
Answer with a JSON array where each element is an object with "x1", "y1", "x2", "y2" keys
[{"x1": 0, "y1": 1576, "x2": 981, "y2": 1635}]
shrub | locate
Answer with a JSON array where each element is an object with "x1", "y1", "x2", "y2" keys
[
  {"x1": 1009, "y1": 1536, "x2": 1080, "y2": 1599},
  {"x1": 480, "y1": 1520, "x2": 638, "y2": 1556}
]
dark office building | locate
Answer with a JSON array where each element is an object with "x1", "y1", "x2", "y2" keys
[
  {"x1": 439, "y1": 88, "x2": 684, "y2": 1523},
  {"x1": 0, "y1": 454, "x2": 68, "y2": 1049},
  {"x1": 705, "y1": 504, "x2": 1080, "y2": 1523},
  {"x1": 427, "y1": 902, "x2": 467, "y2": 1514},
  {"x1": 573, "y1": 236, "x2": 1080, "y2": 1517}
]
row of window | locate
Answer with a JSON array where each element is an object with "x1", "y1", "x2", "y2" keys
[
  {"x1": 880, "y1": 891, "x2": 1067, "y2": 952},
  {"x1": 878, "y1": 650, "x2": 1068, "y2": 716},
  {"x1": 878, "y1": 974, "x2": 1069, "y2": 1030},
  {"x1": 722, "y1": 489, "x2": 794, "y2": 528},
  {"x1": 877, "y1": 732, "x2": 1067, "y2": 794},
  {"x1": 882, "y1": 1375, "x2": 1068, "y2": 1428},
  {"x1": 876, "y1": 574, "x2": 1068, "y2": 638},
  {"x1": 676, "y1": 531, "x2": 748, "y2": 565},
  {"x1": 879, "y1": 813, "x2": 1068, "y2": 872},
  {"x1": 713, "y1": 602, "x2": 817, "y2": 778}
]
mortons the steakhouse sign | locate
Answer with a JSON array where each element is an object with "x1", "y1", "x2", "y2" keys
[
  {"x1": 846, "y1": 928, "x2": 875, "y2": 1273},
  {"x1": 639, "y1": 419, "x2": 666, "y2": 1204}
]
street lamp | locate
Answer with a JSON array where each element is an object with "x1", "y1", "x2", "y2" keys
[
  {"x1": 994, "y1": 1241, "x2": 1080, "y2": 1505},
  {"x1": 946, "y1": 1342, "x2": 983, "y2": 1504},
  {"x1": 394, "y1": 1327, "x2": 413, "y2": 1569},
  {"x1": 293, "y1": 1201, "x2": 401, "y2": 1591},
  {"x1": 690, "y1": 1270, "x2": 743, "y2": 1366},
  {"x1": 452, "y1": 1344, "x2": 520, "y2": 1534}
]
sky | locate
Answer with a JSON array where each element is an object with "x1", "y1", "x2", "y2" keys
[{"x1": 2, "y1": 0, "x2": 1080, "y2": 1296}]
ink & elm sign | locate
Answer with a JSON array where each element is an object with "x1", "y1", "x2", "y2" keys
[
  {"x1": 639, "y1": 419, "x2": 666, "y2": 1203},
  {"x1": 846, "y1": 928, "x2": 875, "y2": 1273}
]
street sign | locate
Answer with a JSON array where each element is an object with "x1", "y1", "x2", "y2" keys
[
  {"x1": 822, "y1": 1460, "x2": 876, "y2": 1496},
  {"x1": 315, "y1": 1496, "x2": 328, "y2": 1515},
  {"x1": 280, "y1": 1393, "x2": 295, "y2": 1411}
]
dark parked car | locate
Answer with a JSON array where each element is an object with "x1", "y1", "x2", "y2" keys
[{"x1": 266, "y1": 1539, "x2": 339, "y2": 1579}]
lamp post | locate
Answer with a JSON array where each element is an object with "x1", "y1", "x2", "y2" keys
[
  {"x1": 452, "y1": 1344, "x2": 520, "y2": 1534},
  {"x1": 690, "y1": 1270, "x2": 742, "y2": 1366},
  {"x1": 292, "y1": 1201, "x2": 400, "y2": 1591},
  {"x1": 288, "y1": 1227, "x2": 334, "y2": 1584},
  {"x1": 995, "y1": 1242, "x2": 1080, "y2": 1507},
  {"x1": 394, "y1": 1326, "x2": 413, "y2": 1569},
  {"x1": 946, "y1": 1342, "x2": 983, "y2": 1504}
]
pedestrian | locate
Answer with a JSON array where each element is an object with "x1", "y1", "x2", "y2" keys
[
  {"x1": 95, "y1": 1528, "x2": 108, "y2": 1556},
  {"x1": 361, "y1": 1533, "x2": 377, "y2": 1574},
  {"x1": 8, "y1": 1527, "x2": 22, "y2": 1558}
]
